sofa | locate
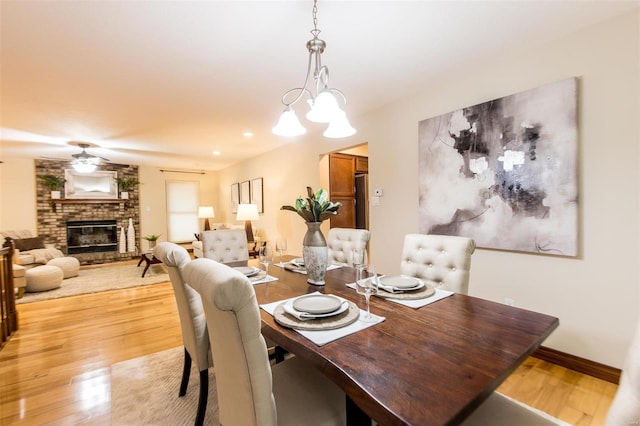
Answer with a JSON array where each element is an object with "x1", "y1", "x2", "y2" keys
[{"x1": 1, "y1": 229, "x2": 65, "y2": 267}]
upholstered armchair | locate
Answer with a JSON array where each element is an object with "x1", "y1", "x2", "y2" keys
[
  {"x1": 154, "y1": 242, "x2": 212, "y2": 426},
  {"x1": 184, "y1": 258, "x2": 345, "y2": 426},
  {"x1": 327, "y1": 227, "x2": 371, "y2": 267},
  {"x1": 400, "y1": 234, "x2": 475, "y2": 294},
  {"x1": 200, "y1": 229, "x2": 249, "y2": 263}
]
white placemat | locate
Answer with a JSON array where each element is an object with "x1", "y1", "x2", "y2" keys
[
  {"x1": 249, "y1": 272, "x2": 279, "y2": 285},
  {"x1": 260, "y1": 291, "x2": 385, "y2": 346},
  {"x1": 346, "y1": 283, "x2": 454, "y2": 308}
]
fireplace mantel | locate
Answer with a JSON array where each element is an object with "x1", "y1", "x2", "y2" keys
[{"x1": 53, "y1": 199, "x2": 124, "y2": 204}]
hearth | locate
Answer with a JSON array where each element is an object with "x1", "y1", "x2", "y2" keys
[{"x1": 66, "y1": 220, "x2": 118, "y2": 254}]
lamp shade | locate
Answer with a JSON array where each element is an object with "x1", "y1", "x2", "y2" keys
[
  {"x1": 198, "y1": 206, "x2": 215, "y2": 219},
  {"x1": 272, "y1": 107, "x2": 307, "y2": 137},
  {"x1": 323, "y1": 110, "x2": 356, "y2": 138},
  {"x1": 236, "y1": 204, "x2": 260, "y2": 221},
  {"x1": 306, "y1": 90, "x2": 341, "y2": 123},
  {"x1": 71, "y1": 161, "x2": 98, "y2": 173}
]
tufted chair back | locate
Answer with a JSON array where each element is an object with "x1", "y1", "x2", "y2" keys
[
  {"x1": 400, "y1": 234, "x2": 475, "y2": 294},
  {"x1": 201, "y1": 229, "x2": 249, "y2": 263},
  {"x1": 606, "y1": 318, "x2": 640, "y2": 425},
  {"x1": 154, "y1": 242, "x2": 213, "y2": 425},
  {"x1": 327, "y1": 228, "x2": 371, "y2": 267},
  {"x1": 184, "y1": 258, "x2": 345, "y2": 426},
  {"x1": 184, "y1": 258, "x2": 277, "y2": 425}
]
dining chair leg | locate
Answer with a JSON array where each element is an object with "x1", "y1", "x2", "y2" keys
[
  {"x1": 274, "y1": 346, "x2": 288, "y2": 363},
  {"x1": 195, "y1": 369, "x2": 208, "y2": 426},
  {"x1": 179, "y1": 347, "x2": 192, "y2": 397}
]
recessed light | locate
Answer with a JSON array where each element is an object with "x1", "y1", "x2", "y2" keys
[
  {"x1": 212, "y1": 151, "x2": 221, "y2": 156},
  {"x1": 243, "y1": 132, "x2": 254, "y2": 138}
]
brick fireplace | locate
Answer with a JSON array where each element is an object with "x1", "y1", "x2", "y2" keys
[{"x1": 35, "y1": 159, "x2": 140, "y2": 264}]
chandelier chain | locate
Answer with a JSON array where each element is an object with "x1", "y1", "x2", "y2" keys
[{"x1": 312, "y1": 0, "x2": 318, "y2": 33}]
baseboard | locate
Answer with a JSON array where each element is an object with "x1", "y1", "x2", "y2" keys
[{"x1": 533, "y1": 346, "x2": 621, "y2": 384}]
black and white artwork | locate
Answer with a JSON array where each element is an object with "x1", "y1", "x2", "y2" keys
[{"x1": 418, "y1": 78, "x2": 578, "y2": 256}]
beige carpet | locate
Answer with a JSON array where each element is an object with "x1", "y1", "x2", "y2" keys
[
  {"x1": 111, "y1": 347, "x2": 219, "y2": 426},
  {"x1": 17, "y1": 261, "x2": 169, "y2": 304}
]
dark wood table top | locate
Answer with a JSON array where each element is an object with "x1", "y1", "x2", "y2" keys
[{"x1": 245, "y1": 257, "x2": 559, "y2": 426}]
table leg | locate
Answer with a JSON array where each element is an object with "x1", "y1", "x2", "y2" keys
[
  {"x1": 141, "y1": 263, "x2": 151, "y2": 278},
  {"x1": 346, "y1": 395, "x2": 371, "y2": 426}
]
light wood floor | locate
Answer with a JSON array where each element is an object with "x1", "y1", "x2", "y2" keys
[{"x1": 0, "y1": 280, "x2": 617, "y2": 425}]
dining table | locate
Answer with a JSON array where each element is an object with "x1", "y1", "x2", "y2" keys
[{"x1": 238, "y1": 256, "x2": 559, "y2": 426}]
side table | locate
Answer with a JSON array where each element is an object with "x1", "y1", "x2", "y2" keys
[{"x1": 138, "y1": 250, "x2": 162, "y2": 277}]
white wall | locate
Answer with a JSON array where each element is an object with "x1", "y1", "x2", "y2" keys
[
  {"x1": 217, "y1": 11, "x2": 639, "y2": 368},
  {"x1": 0, "y1": 158, "x2": 36, "y2": 235}
]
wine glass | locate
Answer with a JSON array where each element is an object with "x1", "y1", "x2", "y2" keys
[
  {"x1": 355, "y1": 264, "x2": 379, "y2": 323},
  {"x1": 276, "y1": 238, "x2": 287, "y2": 266},
  {"x1": 352, "y1": 248, "x2": 366, "y2": 282},
  {"x1": 258, "y1": 244, "x2": 274, "y2": 276}
]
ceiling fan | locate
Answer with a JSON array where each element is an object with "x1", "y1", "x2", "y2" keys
[{"x1": 70, "y1": 142, "x2": 110, "y2": 173}]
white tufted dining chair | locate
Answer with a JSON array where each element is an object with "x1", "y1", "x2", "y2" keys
[
  {"x1": 184, "y1": 257, "x2": 346, "y2": 426},
  {"x1": 200, "y1": 229, "x2": 249, "y2": 263},
  {"x1": 605, "y1": 317, "x2": 640, "y2": 425},
  {"x1": 400, "y1": 234, "x2": 475, "y2": 294},
  {"x1": 154, "y1": 242, "x2": 213, "y2": 426},
  {"x1": 327, "y1": 227, "x2": 371, "y2": 267}
]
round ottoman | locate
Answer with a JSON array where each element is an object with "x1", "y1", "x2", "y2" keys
[
  {"x1": 47, "y1": 257, "x2": 80, "y2": 279},
  {"x1": 25, "y1": 265, "x2": 63, "y2": 292}
]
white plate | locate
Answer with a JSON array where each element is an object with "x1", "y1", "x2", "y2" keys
[
  {"x1": 291, "y1": 258, "x2": 305, "y2": 267},
  {"x1": 379, "y1": 276, "x2": 420, "y2": 289},
  {"x1": 234, "y1": 266, "x2": 260, "y2": 277},
  {"x1": 292, "y1": 294, "x2": 342, "y2": 314},
  {"x1": 285, "y1": 299, "x2": 349, "y2": 319}
]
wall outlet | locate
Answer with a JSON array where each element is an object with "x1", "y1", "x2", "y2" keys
[{"x1": 505, "y1": 298, "x2": 515, "y2": 306}]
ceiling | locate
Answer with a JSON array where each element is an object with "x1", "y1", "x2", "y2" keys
[{"x1": 1, "y1": 1, "x2": 637, "y2": 171}]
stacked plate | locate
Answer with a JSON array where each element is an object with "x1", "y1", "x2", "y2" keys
[
  {"x1": 284, "y1": 294, "x2": 348, "y2": 320},
  {"x1": 377, "y1": 276, "x2": 425, "y2": 293},
  {"x1": 233, "y1": 266, "x2": 261, "y2": 277}
]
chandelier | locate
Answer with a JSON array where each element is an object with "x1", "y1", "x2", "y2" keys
[{"x1": 272, "y1": 0, "x2": 356, "y2": 139}]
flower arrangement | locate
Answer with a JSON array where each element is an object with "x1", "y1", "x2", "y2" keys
[
  {"x1": 143, "y1": 234, "x2": 162, "y2": 242},
  {"x1": 281, "y1": 187, "x2": 341, "y2": 223}
]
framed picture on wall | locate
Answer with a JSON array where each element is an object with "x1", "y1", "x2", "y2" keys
[
  {"x1": 240, "y1": 180, "x2": 250, "y2": 204},
  {"x1": 251, "y1": 177, "x2": 264, "y2": 213},
  {"x1": 231, "y1": 182, "x2": 240, "y2": 213}
]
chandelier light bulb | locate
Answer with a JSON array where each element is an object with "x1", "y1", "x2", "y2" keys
[
  {"x1": 272, "y1": 107, "x2": 307, "y2": 137},
  {"x1": 306, "y1": 90, "x2": 341, "y2": 123},
  {"x1": 323, "y1": 110, "x2": 356, "y2": 139}
]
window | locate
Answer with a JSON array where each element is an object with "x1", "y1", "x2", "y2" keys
[{"x1": 166, "y1": 180, "x2": 199, "y2": 242}]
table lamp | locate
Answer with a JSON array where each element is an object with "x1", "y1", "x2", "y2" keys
[
  {"x1": 198, "y1": 206, "x2": 215, "y2": 231},
  {"x1": 236, "y1": 203, "x2": 259, "y2": 242}
]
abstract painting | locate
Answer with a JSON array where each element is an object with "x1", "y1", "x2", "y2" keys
[{"x1": 418, "y1": 78, "x2": 578, "y2": 256}]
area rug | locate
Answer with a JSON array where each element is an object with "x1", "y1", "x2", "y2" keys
[
  {"x1": 111, "y1": 347, "x2": 219, "y2": 426},
  {"x1": 17, "y1": 261, "x2": 169, "y2": 304}
]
